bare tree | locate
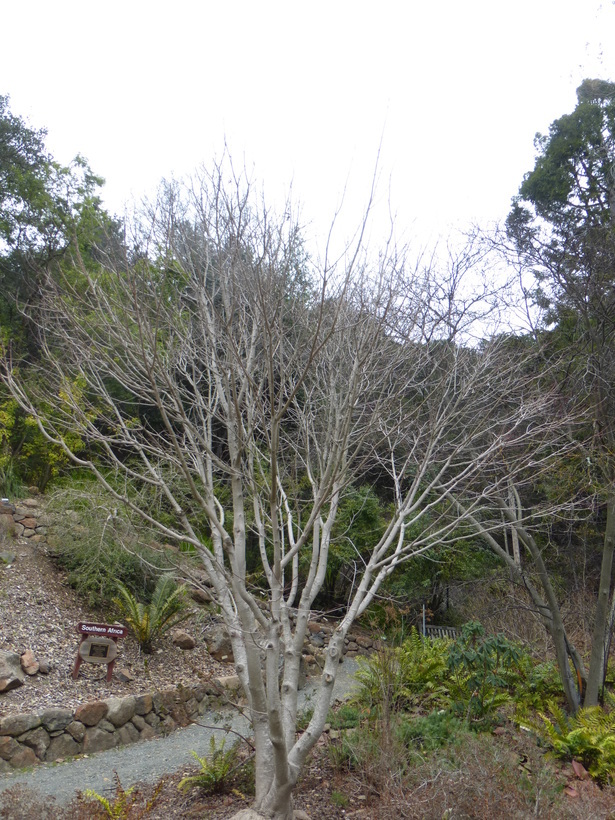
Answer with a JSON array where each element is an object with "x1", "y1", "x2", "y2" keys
[{"x1": 1, "y1": 165, "x2": 574, "y2": 818}]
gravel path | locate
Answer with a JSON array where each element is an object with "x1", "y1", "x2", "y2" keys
[{"x1": 0, "y1": 660, "x2": 360, "y2": 807}]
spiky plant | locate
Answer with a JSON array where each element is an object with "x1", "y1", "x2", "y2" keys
[
  {"x1": 177, "y1": 737, "x2": 241, "y2": 794},
  {"x1": 114, "y1": 574, "x2": 189, "y2": 653}
]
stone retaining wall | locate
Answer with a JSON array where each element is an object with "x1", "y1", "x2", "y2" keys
[{"x1": 0, "y1": 681, "x2": 221, "y2": 772}]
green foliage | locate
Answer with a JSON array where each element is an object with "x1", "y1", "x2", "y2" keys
[
  {"x1": 447, "y1": 622, "x2": 521, "y2": 726},
  {"x1": 512, "y1": 658, "x2": 564, "y2": 718},
  {"x1": 0, "y1": 457, "x2": 23, "y2": 498},
  {"x1": 352, "y1": 628, "x2": 450, "y2": 717},
  {"x1": 114, "y1": 574, "x2": 189, "y2": 653},
  {"x1": 330, "y1": 790, "x2": 349, "y2": 807},
  {"x1": 536, "y1": 695, "x2": 615, "y2": 783},
  {"x1": 177, "y1": 737, "x2": 241, "y2": 794},
  {"x1": 328, "y1": 703, "x2": 362, "y2": 730},
  {"x1": 82, "y1": 771, "x2": 163, "y2": 818},
  {"x1": 46, "y1": 480, "x2": 173, "y2": 608},
  {"x1": 0, "y1": 394, "x2": 81, "y2": 492},
  {"x1": 395, "y1": 710, "x2": 466, "y2": 755}
]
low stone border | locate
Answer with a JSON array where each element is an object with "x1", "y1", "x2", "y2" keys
[{"x1": 0, "y1": 680, "x2": 226, "y2": 772}]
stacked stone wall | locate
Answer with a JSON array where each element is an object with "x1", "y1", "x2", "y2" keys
[{"x1": 0, "y1": 681, "x2": 222, "y2": 771}]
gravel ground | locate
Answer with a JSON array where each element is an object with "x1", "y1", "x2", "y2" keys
[{"x1": 0, "y1": 659, "x2": 359, "y2": 807}]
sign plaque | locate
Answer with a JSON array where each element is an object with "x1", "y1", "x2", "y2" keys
[{"x1": 72, "y1": 622, "x2": 126, "y2": 682}]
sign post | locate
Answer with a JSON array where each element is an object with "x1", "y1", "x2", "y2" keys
[{"x1": 72, "y1": 622, "x2": 128, "y2": 683}]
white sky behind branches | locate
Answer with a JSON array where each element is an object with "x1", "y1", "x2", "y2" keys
[{"x1": 2, "y1": 0, "x2": 615, "y2": 255}]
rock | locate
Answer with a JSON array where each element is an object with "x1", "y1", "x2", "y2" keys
[
  {"x1": 39, "y1": 707, "x2": 73, "y2": 733},
  {"x1": 172, "y1": 630, "x2": 196, "y2": 650},
  {"x1": 169, "y1": 704, "x2": 191, "y2": 727},
  {"x1": 0, "y1": 502, "x2": 15, "y2": 515},
  {"x1": 9, "y1": 746, "x2": 39, "y2": 768},
  {"x1": 307, "y1": 621, "x2": 321, "y2": 633},
  {"x1": 0, "y1": 736, "x2": 19, "y2": 761},
  {"x1": 75, "y1": 700, "x2": 108, "y2": 727},
  {"x1": 82, "y1": 726, "x2": 119, "y2": 754},
  {"x1": 104, "y1": 696, "x2": 136, "y2": 727},
  {"x1": 65, "y1": 721, "x2": 86, "y2": 742},
  {"x1": 294, "y1": 812, "x2": 312, "y2": 820},
  {"x1": 0, "y1": 550, "x2": 16, "y2": 564},
  {"x1": 0, "y1": 650, "x2": 25, "y2": 692},
  {"x1": 310, "y1": 633, "x2": 325, "y2": 647},
  {"x1": 98, "y1": 719, "x2": 116, "y2": 733},
  {"x1": 19, "y1": 727, "x2": 50, "y2": 759},
  {"x1": 144, "y1": 712, "x2": 161, "y2": 730},
  {"x1": 46, "y1": 733, "x2": 80, "y2": 761},
  {"x1": 190, "y1": 585, "x2": 213, "y2": 604},
  {"x1": 115, "y1": 667, "x2": 135, "y2": 682},
  {"x1": 38, "y1": 659, "x2": 51, "y2": 675},
  {"x1": 118, "y1": 722, "x2": 140, "y2": 745},
  {"x1": 131, "y1": 714, "x2": 146, "y2": 731},
  {"x1": 140, "y1": 724, "x2": 157, "y2": 740},
  {"x1": 0, "y1": 713, "x2": 41, "y2": 737},
  {"x1": 19, "y1": 517, "x2": 38, "y2": 530},
  {"x1": 20, "y1": 649, "x2": 40, "y2": 676},
  {"x1": 134, "y1": 694, "x2": 153, "y2": 715},
  {"x1": 206, "y1": 624, "x2": 234, "y2": 662},
  {"x1": 160, "y1": 715, "x2": 176, "y2": 734},
  {"x1": 213, "y1": 674, "x2": 242, "y2": 691},
  {"x1": 355, "y1": 635, "x2": 373, "y2": 649}
]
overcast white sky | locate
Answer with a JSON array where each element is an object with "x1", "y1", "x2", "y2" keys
[{"x1": 2, "y1": 1, "x2": 614, "y2": 251}]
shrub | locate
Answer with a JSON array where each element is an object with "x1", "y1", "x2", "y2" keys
[
  {"x1": 45, "y1": 479, "x2": 174, "y2": 608},
  {"x1": 81, "y1": 771, "x2": 163, "y2": 818},
  {"x1": 396, "y1": 710, "x2": 466, "y2": 756},
  {"x1": 447, "y1": 621, "x2": 521, "y2": 727},
  {"x1": 352, "y1": 627, "x2": 450, "y2": 719},
  {"x1": 536, "y1": 696, "x2": 615, "y2": 783},
  {"x1": 177, "y1": 737, "x2": 241, "y2": 794},
  {"x1": 114, "y1": 574, "x2": 189, "y2": 653}
]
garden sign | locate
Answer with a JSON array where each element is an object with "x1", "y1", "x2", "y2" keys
[{"x1": 72, "y1": 622, "x2": 128, "y2": 682}]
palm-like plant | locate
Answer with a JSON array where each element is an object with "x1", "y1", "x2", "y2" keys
[{"x1": 114, "y1": 575, "x2": 189, "y2": 653}]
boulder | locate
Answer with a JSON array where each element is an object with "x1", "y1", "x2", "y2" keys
[
  {"x1": 82, "y1": 726, "x2": 119, "y2": 754},
  {"x1": 172, "y1": 630, "x2": 196, "y2": 650},
  {"x1": 206, "y1": 624, "x2": 234, "y2": 662},
  {"x1": 104, "y1": 695, "x2": 136, "y2": 727},
  {"x1": 0, "y1": 713, "x2": 40, "y2": 736},
  {"x1": 74, "y1": 700, "x2": 108, "y2": 727},
  {"x1": 19, "y1": 727, "x2": 50, "y2": 759},
  {"x1": 8, "y1": 746, "x2": 38, "y2": 768},
  {"x1": 0, "y1": 651, "x2": 24, "y2": 693},
  {"x1": 39, "y1": 707, "x2": 73, "y2": 733},
  {"x1": 46, "y1": 733, "x2": 80, "y2": 761},
  {"x1": 20, "y1": 649, "x2": 39, "y2": 676}
]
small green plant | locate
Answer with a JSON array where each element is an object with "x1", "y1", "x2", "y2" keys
[
  {"x1": 536, "y1": 696, "x2": 615, "y2": 783},
  {"x1": 395, "y1": 710, "x2": 466, "y2": 756},
  {"x1": 352, "y1": 627, "x2": 450, "y2": 719},
  {"x1": 114, "y1": 574, "x2": 189, "y2": 653},
  {"x1": 0, "y1": 458, "x2": 24, "y2": 499},
  {"x1": 328, "y1": 703, "x2": 362, "y2": 730},
  {"x1": 330, "y1": 790, "x2": 349, "y2": 807},
  {"x1": 82, "y1": 771, "x2": 163, "y2": 817},
  {"x1": 177, "y1": 736, "x2": 241, "y2": 794},
  {"x1": 447, "y1": 621, "x2": 521, "y2": 727}
]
